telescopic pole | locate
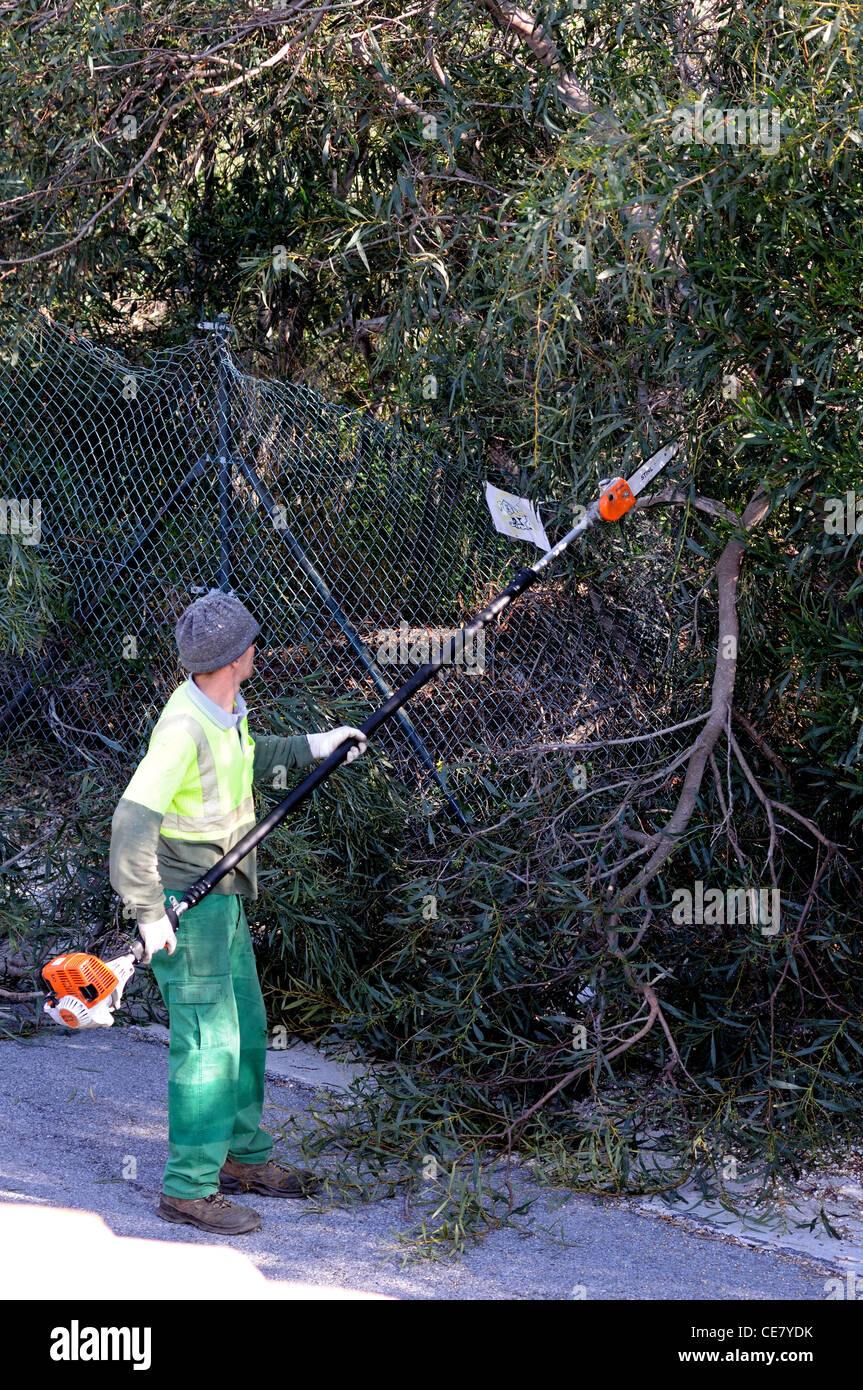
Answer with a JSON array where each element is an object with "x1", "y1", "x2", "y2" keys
[{"x1": 151, "y1": 440, "x2": 679, "y2": 936}]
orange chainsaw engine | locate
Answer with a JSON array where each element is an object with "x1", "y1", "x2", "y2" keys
[
  {"x1": 598, "y1": 478, "x2": 637, "y2": 521},
  {"x1": 42, "y1": 952, "x2": 121, "y2": 1027}
]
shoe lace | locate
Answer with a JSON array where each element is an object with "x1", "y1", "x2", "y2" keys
[{"x1": 204, "y1": 1192, "x2": 233, "y2": 1209}]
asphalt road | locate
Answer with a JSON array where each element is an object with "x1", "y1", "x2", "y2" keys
[{"x1": 0, "y1": 1028, "x2": 837, "y2": 1301}]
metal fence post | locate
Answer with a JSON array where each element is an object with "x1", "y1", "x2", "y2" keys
[
  {"x1": 202, "y1": 313, "x2": 467, "y2": 824},
  {"x1": 214, "y1": 312, "x2": 232, "y2": 592},
  {"x1": 235, "y1": 453, "x2": 469, "y2": 828}
]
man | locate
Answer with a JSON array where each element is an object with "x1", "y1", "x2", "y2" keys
[{"x1": 109, "y1": 590, "x2": 367, "y2": 1236}]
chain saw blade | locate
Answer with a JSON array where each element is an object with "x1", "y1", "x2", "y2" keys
[{"x1": 625, "y1": 440, "x2": 680, "y2": 498}]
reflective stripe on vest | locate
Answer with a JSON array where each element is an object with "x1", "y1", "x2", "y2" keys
[
  {"x1": 158, "y1": 712, "x2": 255, "y2": 838},
  {"x1": 127, "y1": 685, "x2": 257, "y2": 843}
]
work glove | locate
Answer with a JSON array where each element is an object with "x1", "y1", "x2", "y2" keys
[
  {"x1": 306, "y1": 726, "x2": 368, "y2": 764},
  {"x1": 136, "y1": 911, "x2": 178, "y2": 965}
]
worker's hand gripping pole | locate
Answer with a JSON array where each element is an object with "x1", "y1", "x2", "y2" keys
[{"x1": 41, "y1": 439, "x2": 679, "y2": 1026}]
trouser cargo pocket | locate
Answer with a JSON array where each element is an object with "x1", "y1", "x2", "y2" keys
[{"x1": 169, "y1": 977, "x2": 235, "y2": 1050}]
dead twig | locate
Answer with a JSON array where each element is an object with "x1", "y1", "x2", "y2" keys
[{"x1": 731, "y1": 709, "x2": 790, "y2": 781}]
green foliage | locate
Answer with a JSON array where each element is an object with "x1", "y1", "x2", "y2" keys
[
  {"x1": 249, "y1": 683, "x2": 409, "y2": 1032},
  {"x1": 0, "y1": 537, "x2": 67, "y2": 655},
  {"x1": 270, "y1": 753, "x2": 863, "y2": 1255}
]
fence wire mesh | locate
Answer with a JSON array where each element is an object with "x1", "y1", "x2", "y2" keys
[{"x1": 0, "y1": 311, "x2": 699, "y2": 812}]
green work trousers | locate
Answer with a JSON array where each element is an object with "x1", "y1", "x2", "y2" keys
[{"x1": 150, "y1": 891, "x2": 273, "y2": 1198}]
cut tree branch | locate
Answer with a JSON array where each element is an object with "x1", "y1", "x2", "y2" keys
[{"x1": 611, "y1": 489, "x2": 772, "y2": 908}]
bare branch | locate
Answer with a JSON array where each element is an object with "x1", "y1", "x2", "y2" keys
[
  {"x1": 510, "y1": 713, "x2": 709, "y2": 755},
  {"x1": 611, "y1": 490, "x2": 772, "y2": 908},
  {"x1": 424, "y1": 0, "x2": 450, "y2": 88},
  {"x1": 476, "y1": 0, "x2": 596, "y2": 114},
  {"x1": 728, "y1": 729, "x2": 779, "y2": 881},
  {"x1": 731, "y1": 709, "x2": 790, "y2": 781},
  {"x1": 633, "y1": 489, "x2": 741, "y2": 527},
  {"x1": 708, "y1": 749, "x2": 749, "y2": 871},
  {"x1": 350, "y1": 33, "x2": 434, "y2": 121},
  {"x1": 497, "y1": 989, "x2": 660, "y2": 1143}
]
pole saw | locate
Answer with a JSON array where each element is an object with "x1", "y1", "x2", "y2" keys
[{"x1": 42, "y1": 440, "x2": 680, "y2": 1029}]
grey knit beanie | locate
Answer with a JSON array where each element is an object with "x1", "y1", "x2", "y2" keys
[{"x1": 175, "y1": 590, "x2": 261, "y2": 674}]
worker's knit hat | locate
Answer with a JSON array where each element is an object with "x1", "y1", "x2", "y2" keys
[{"x1": 175, "y1": 590, "x2": 260, "y2": 673}]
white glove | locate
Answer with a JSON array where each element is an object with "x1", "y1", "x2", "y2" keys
[
  {"x1": 137, "y1": 912, "x2": 178, "y2": 965},
  {"x1": 306, "y1": 726, "x2": 368, "y2": 764}
]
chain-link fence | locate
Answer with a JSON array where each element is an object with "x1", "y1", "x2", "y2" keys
[{"x1": 0, "y1": 310, "x2": 697, "y2": 814}]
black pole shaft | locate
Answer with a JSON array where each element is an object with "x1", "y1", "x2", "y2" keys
[
  {"x1": 179, "y1": 561, "x2": 539, "y2": 909},
  {"x1": 215, "y1": 313, "x2": 232, "y2": 592},
  {"x1": 234, "y1": 453, "x2": 468, "y2": 829}
]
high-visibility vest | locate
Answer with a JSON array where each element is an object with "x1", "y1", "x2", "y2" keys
[{"x1": 121, "y1": 684, "x2": 256, "y2": 843}]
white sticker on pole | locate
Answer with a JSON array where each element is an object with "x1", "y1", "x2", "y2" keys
[{"x1": 483, "y1": 483, "x2": 550, "y2": 552}]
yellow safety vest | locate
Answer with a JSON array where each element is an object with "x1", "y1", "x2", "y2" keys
[{"x1": 121, "y1": 684, "x2": 256, "y2": 844}]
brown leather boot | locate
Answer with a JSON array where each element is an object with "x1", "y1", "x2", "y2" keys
[
  {"x1": 157, "y1": 1191, "x2": 261, "y2": 1234},
  {"x1": 219, "y1": 1156, "x2": 319, "y2": 1198}
]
